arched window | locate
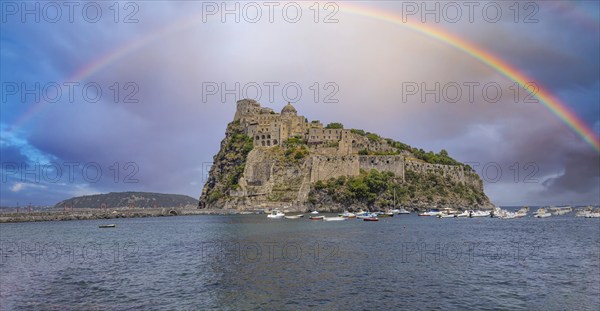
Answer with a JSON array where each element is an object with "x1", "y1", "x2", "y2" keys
[
  {"x1": 273, "y1": 140, "x2": 278, "y2": 145},
  {"x1": 267, "y1": 140, "x2": 271, "y2": 146},
  {"x1": 262, "y1": 135, "x2": 265, "y2": 139},
  {"x1": 261, "y1": 141, "x2": 266, "y2": 146},
  {"x1": 256, "y1": 136, "x2": 260, "y2": 140},
  {"x1": 267, "y1": 134, "x2": 271, "y2": 139}
]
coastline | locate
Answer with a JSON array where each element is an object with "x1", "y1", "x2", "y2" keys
[{"x1": 0, "y1": 208, "x2": 249, "y2": 224}]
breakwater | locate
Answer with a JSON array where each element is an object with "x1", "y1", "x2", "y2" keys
[{"x1": 0, "y1": 208, "x2": 246, "y2": 223}]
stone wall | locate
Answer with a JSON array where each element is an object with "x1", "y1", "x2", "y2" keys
[
  {"x1": 405, "y1": 159, "x2": 482, "y2": 190},
  {"x1": 359, "y1": 155, "x2": 404, "y2": 179},
  {"x1": 309, "y1": 155, "x2": 361, "y2": 182}
]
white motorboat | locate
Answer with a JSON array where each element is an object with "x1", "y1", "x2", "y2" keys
[
  {"x1": 500, "y1": 213, "x2": 517, "y2": 219},
  {"x1": 470, "y1": 210, "x2": 491, "y2": 217},
  {"x1": 533, "y1": 208, "x2": 551, "y2": 218},
  {"x1": 438, "y1": 213, "x2": 456, "y2": 218},
  {"x1": 267, "y1": 210, "x2": 285, "y2": 219},
  {"x1": 323, "y1": 216, "x2": 347, "y2": 222},
  {"x1": 584, "y1": 212, "x2": 600, "y2": 218},
  {"x1": 576, "y1": 207, "x2": 600, "y2": 218},
  {"x1": 418, "y1": 209, "x2": 442, "y2": 216},
  {"x1": 338, "y1": 211, "x2": 356, "y2": 218},
  {"x1": 357, "y1": 213, "x2": 378, "y2": 219},
  {"x1": 310, "y1": 211, "x2": 319, "y2": 215},
  {"x1": 284, "y1": 214, "x2": 304, "y2": 219},
  {"x1": 455, "y1": 210, "x2": 470, "y2": 217},
  {"x1": 549, "y1": 206, "x2": 572, "y2": 216}
]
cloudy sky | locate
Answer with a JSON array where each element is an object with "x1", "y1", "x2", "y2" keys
[{"x1": 1, "y1": 1, "x2": 598, "y2": 207}]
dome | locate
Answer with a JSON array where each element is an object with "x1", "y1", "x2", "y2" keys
[{"x1": 281, "y1": 103, "x2": 297, "y2": 116}]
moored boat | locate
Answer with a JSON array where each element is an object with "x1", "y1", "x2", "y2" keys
[
  {"x1": 456, "y1": 210, "x2": 470, "y2": 217},
  {"x1": 576, "y1": 207, "x2": 600, "y2": 218},
  {"x1": 356, "y1": 213, "x2": 378, "y2": 219},
  {"x1": 363, "y1": 217, "x2": 379, "y2": 221},
  {"x1": 533, "y1": 208, "x2": 551, "y2": 218},
  {"x1": 339, "y1": 211, "x2": 356, "y2": 218},
  {"x1": 549, "y1": 206, "x2": 572, "y2": 216},
  {"x1": 324, "y1": 216, "x2": 346, "y2": 221},
  {"x1": 470, "y1": 210, "x2": 491, "y2": 217},
  {"x1": 99, "y1": 224, "x2": 116, "y2": 228},
  {"x1": 309, "y1": 215, "x2": 324, "y2": 220},
  {"x1": 267, "y1": 210, "x2": 285, "y2": 219},
  {"x1": 284, "y1": 214, "x2": 304, "y2": 219},
  {"x1": 418, "y1": 209, "x2": 441, "y2": 216}
]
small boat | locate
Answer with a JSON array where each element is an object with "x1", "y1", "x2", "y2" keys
[
  {"x1": 533, "y1": 208, "x2": 551, "y2": 218},
  {"x1": 309, "y1": 215, "x2": 324, "y2": 220},
  {"x1": 363, "y1": 217, "x2": 379, "y2": 221},
  {"x1": 267, "y1": 210, "x2": 285, "y2": 219},
  {"x1": 338, "y1": 211, "x2": 356, "y2": 218},
  {"x1": 418, "y1": 209, "x2": 441, "y2": 216},
  {"x1": 99, "y1": 224, "x2": 116, "y2": 228},
  {"x1": 357, "y1": 213, "x2": 378, "y2": 219},
  {"x1": 549, "y1": 206, "x2": 572, "y2": 216},
  {"x1": 456, "y1": 211, "x2": 470, "y2": 217},
  {"x1": 470, "y1": 210, "x2": 491, "y2": 217},
  {"x1": 584, "y1": 212, "x2": 600, "y2": 218},
  {"x1": 284, "y1": 214, "x2": 304, "y2": 219},
  {"x1": 390, "y1": 190, "x2": 410, "y2": 215},
  {"x1": 438, "y1": 213, "x2": 456, "y2": 218},
  {"x1": 324, "y1": 216, "x2": 346, "y2": 221},
  {"x1": 310, "y1": 211, "x2": 319, "y2": 215}
]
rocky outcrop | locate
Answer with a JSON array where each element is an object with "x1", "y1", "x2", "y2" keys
[{"x1": 199, "y1": 101, "x2": 493, "y2": 211}]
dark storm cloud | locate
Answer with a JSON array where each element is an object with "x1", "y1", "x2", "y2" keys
[{"x1": 541, "y1": 148, "x2": 600, "y2": 195}]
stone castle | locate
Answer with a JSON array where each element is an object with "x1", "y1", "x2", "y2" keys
[
  {"x1": 235, "y1": 99, "x2": 385, "y2": 154},
  {"x1": 200, "y1": 99, "x2": 485, "y2": 210}
]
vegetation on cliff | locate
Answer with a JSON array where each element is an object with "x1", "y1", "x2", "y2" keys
[
  {"x1": 351, "y1": 128, "x2": 468, "y2": 168},
  {"x1": 200, "y1": 121, "x2": 253, "y2": 206},
  {"x1": 308, "y1": 169, "x2": 488, "y2": 210}
]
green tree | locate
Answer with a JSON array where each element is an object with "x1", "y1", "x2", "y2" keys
[{"x1": 325, "y1": 122, "x2": 344, "y2": 129}]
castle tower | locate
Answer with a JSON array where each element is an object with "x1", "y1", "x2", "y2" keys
[
  {"x1": 234, "y1": 99, "x2": 261, "y2": 121},
  {"x1": 281, "y1": 102, "x2": 297, "y2": 118}
]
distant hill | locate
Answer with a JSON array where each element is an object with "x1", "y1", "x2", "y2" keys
[{"x1": 55, "y1": 192, "x2": 198, "y2": 209}]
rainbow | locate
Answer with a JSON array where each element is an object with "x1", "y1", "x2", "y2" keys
[{"x1": 10, "y1": 2, "x2": 600, "y2": 152}]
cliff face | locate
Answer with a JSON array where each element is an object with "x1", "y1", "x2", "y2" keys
[{"x1": 199, "y1": 101, "x2": 493, "y2": 211}]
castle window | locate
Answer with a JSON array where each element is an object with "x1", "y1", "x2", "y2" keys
[
  {"x1": 267, "y1": 134, "x2": 271, "y2": 139},
  {"x1": 262, "y1": 135, "x2": 265, "y2": 139},
  {"x1": 261, "y1": 141, "x2": 266, "y2": 146},
  {"x1": 267, "y1": 140, "x2": 271, "y2": 146},
  {"x1": 256, "y1": 136, "x2": 260, "y2": 140},
  {"x1": 273, "y1": 140, "x2": 278, "y2": 145}
]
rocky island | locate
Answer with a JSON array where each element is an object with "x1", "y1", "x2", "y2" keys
[{"x1": 199, "y1": 99, "x2": 493, "y2": 212}]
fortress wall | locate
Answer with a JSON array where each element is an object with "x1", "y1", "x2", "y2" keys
[
  {"x1": 359, "y1": 156, "x2": 404, "y2": 179},
  {"x1": 310, "y1": 155, "x2": 360, "y2": 182},
  {"x1": 404, "y1": 160, "x2": 480, "y2": 186}
]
